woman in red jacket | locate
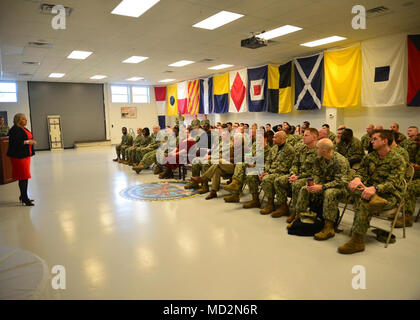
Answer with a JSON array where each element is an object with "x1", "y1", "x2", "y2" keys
[{"x1": 7, "y1": 113, "x2": 37, "y2": 206}]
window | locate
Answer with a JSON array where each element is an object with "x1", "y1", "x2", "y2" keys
[
  {"x1": 0, "y1": 82, "x2": 17, "y2": 102},
  {"x1": 132, "y1": 86, "x2": 149, "y2": 103},
  {"x1": 111, "y1": 85, "x2": 129, "y2": 103}
]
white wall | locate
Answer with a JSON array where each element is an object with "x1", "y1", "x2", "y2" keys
[
  {"x1": 342, "y1": 105, "x2": 420, "y2": 139},
  {"x1": 0, "y1": 81, "x2": 31, "y2": 130},
  {"x1": 104, "y1": 84, "x2": 159, "y2": 144}
]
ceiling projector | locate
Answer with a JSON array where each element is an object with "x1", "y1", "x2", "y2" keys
[{"x1": 241, "y1": 36, "x2": 268, "y2": 49}]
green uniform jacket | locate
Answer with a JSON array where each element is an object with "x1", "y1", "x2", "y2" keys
[
  {"x1": 265, "y1": 143, "x2": 295, "y2": 175},
  {"x1": 121, "y1": 134, "x2": 133, "y2": 146},
  {"x1": 356, "y1": 149, "x2": 405, "y2": 201},
  {"x1": 133, "y1": 134, "x2": 145, "y2": 147},
  {"x1": 290, "y1": 144, "x2": 317, "y2": 179},
  {"x1": 336, "y1": 137, "x2": 364, "y2": 164},
  {"x1": 328, "y1": 131, "x2": 336, "y2": 142},
  {"x1": 200, "y1": 119, "x2": 210, "y2": 127},
  {"x1": 407, "y1": 140, "x2": 417, "y2": 163},
  {"x1": 313, "y1": 152, "x2": 350, "y2": 189},
  {"x1": 191, "y1": 119, "x2": 201, "y2": 128},
  {"x1": 175, "y1": 115, "x2": 185, "y2": 126},
  {"x1": 360, "y1": 133, "x2": 371, "y2": 152}
]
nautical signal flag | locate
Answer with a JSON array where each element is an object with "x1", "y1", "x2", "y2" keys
[
  {"x1": 407, "y1": 34, "x2": 420, "y2": 106},
  {"x1": 213, "y1": 73, "x2": 229, "y2": 113},
  {"x1": 294, "y1": 54, "x2": 323, "y2": 110},
  {"x1": 177, "y1": 81, "x2": 188, "y2": 114},
  {"x1": 362, "y1": 34, "x2": 406, "y2": 107},
  {"x1": 267, "y1": 64, "x2": 279, "y2": 113},
  {"x1": 278, "y1": 61, "x2": 292, "y2": 113},
  {"x1": 248, "y1": 65, "x2": 267, "y2": 112},
  {"x1": 187, "y1": 80, "x2": 200, "y2": 115},
  {"x1": 323, "y1": 45, "x2": 361, "y2": 108},
  {"x1": 154, "y1": 86, "x2": 167, "y2": 115},
  {"x1": 199, "y1": 78, "x2": 213, "y2": 114},
  {"x1": 229, "y1": 69, "x2": 247, "y2": 112},
  {"x1": 167, "y1": 84, "x2": 178, "y2": 116}
]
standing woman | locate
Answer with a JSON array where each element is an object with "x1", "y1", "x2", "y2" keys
[{"x1": 7, "y1": 113, "x2": 37, "y2": 206}]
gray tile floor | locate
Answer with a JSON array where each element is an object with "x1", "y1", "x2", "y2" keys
[{"x1": 0, "y1": 148, "x2": 419, "y2": 299}]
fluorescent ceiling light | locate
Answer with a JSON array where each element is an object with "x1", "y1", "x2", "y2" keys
[
  {"x1": 122, "y1": 56, "x2": 149, "y2": 63},
  {"x1": 208, "y1": 64, "x2": 234, "y2": 70},
  {"x1": 159, "y1": 79, "x2": 175, "y2": 83},
  {"x1": 90, "y1": 75, "x2": 107, "y2": 79},
  {"x1": 168, "y1": 60, "x2": 194, "y2": 67},
  {"x1": 193, "y1": 11, "x2": 244, "y2": 30},
  {"x1": 127, "y1": 77, "x2": 144, "y2": 81},
  {"x1": 111, "y1": 0, "x2": 160, "y2": 18},
  {"x1": 67, "y1": 50, "x2": 93, "y2": 59},
  {"x1": 258, "y1": 25, "x2": 302, "y2": 40},
  {"x1": 49, "y1": 73, "x2": 65, "y2": 78},
  {"x1": 300, "y1": 36, "x2": 346, "y2": 47}
]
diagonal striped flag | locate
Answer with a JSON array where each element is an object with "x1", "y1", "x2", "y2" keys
[
  {"x1": 294, "y1": 53, "x2": 323, "y2": 110},
  {"x1": 187, "y1": 80, "x2": 200, "y2": 115}
]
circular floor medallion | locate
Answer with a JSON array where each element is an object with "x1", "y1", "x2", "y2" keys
[{"x1": 119, "y1": 181, "x2": 200, "y2": 201}]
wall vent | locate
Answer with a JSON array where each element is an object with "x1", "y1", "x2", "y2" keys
[{"x1": 28, "y1": 41, "x2": 53, "y2": 48}]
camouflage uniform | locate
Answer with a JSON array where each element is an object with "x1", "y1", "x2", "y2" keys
[
  {"x1": 286, "y1": 134, "x2": 299, "y2": 148},
  {"x1": 295, "y1": 152, "x2": 350, "y2": 222},
  {"x1": 246, "y1": 143, "x2": 295, "y2": 199},
  {"x1": 360, "y1": 133, "x2": 371, "y2": 152},
  {"x1": 126, "y1": 134, "x2": 145, "y2": 163},
  {"x1": 200, "y1": 119, "x2": 210, "y2": 127},
  {"x1": 328, "y1": 131, "x2": 336, "y2": 142},
  {"x1": 0, "y1": 124, "x2": 9, "y2": 136},
  {"x1": 191, "y1": 119, "x2": 201, "y2": 128},
  {"x1": 395, "y1": 132, "x2": 408, "y2": 150},
  {"x1": 136, "y1": 133, "x2": 158, "y2": 163},
  {"x1": 404, "y1": 145, "x2": 420, "y2": 217},
  {"x1": 350, "y1": 149, "x2": 405, "y2": 235},
  {"x1": 116, "y1": 134, "x2": 133, "y2": 160},
  {"x1": 336, "y1": 137, "x2": 364, "y2": 167},
  {"x1": 175, "y1": 115, "x2": 185, "y2": 126},
  {"x1": 230, "y1": 142, "x2": 270, "y2": 195},
  {"x1": 274, "y1": 144, "x2": 317, "y2": 208},
  {"x1": 407, "y1": 140, "x2": 417, "y2": 163}
]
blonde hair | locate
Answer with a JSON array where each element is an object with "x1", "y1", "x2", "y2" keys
[{"x1": 13, "y1": 113, "x2": 26, "y2": 125}]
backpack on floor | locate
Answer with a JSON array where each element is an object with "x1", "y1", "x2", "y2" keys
[{"x1": 287, "y1": 199, "x2": 340, "y2": 237}]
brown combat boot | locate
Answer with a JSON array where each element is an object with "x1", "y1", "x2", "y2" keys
[
  {"x1": 112, "y1": 158, "x2": 119, "y2": 162},
  {"x1": 271, "y1": 203, "x2": 290, "y2": 218},
  {"x1": 159, "y1": 167, "x2": 174, "y2": 179},
  {"x1": 287, "y1": 212, "x2": 301, "y2": 229},
  {"x1": 184, "y1": 181, "x2": 199, "y2": 189},
  {"x1": 338, "y1": 233, "x2": 365, "y2": 254},
  {"x1": 118, "y1": 159, "x2": 125, "y2": 163},
  {"x1": 368, "y1": 194, "x2": 389, "y2": 212},
  {"x1": 286, "y1": 209, "x2": 297, "y2": 223},
  {"x1": 205, "y1": 191, "x2": 217, "y2": 200},
  {"x1": 224, "y1": 179, "x2": 240, "y2": 192},
  {"x1": 198, "y1": 183, "x2": 209, "y2": 194},
  {"x1": 154, "y1": 165, "x2": 163, "y2": 175},
  {"x1": 224, "y1": 193, "x2": 240, "y2": 203},
  {"x1": 314, "y1": 220, "x2": 335, "y2": 240},
  {"x1": 394, "y1": 214, "x2": 413, "y2": 228},
  {"x1": 260, "y1": 198, "x2": 275, "y2": 215},
  {"x1": 133, "y1": 162, "x2": 145, "y2": 174},
  {"x1": 243, "y1": 193, "x2": 260, "y2": 209}
]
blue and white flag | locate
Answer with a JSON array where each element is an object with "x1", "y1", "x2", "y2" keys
[
  {"x1": 247, "y1": 65, "x2": 267, "y2": 112},
  {"x1": 294, "y1": 53, "x2": 323, "y2": 110},
  {"x1": 199, "y1": 77, "x2": 213, "y2": 114}
]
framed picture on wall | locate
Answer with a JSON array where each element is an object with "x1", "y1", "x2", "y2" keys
[{"x1": 121, "y1": 107, "x2": 137, "y2": 119}]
